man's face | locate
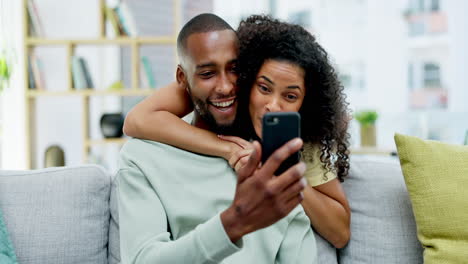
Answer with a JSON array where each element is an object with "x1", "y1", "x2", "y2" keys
[{"x1": 179, "y1": 30, "x2": 239, "y2": 133}]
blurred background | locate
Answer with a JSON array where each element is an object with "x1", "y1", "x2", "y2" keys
[{"x1": 0, "y1": 0, "x2": 467, "y2": 172}]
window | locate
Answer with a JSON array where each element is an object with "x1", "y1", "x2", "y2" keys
[
  {"x1": 418, "y1": 0, "x2": 425, "y2": 12},
  {"x1": 423, "y1": 63, "x2": 441, "y2": 87},
  {"x1": 288, "y1": 10, "x2": 311, "y2": 28},
  {"x1": 339, "y1": 74, "x2": 352, "y2": 90},
  {"x1": 408, "y1": 63, "x2": 414, "y2": 90},
  {"x1": 430, "y1": 0, "x2": 440, "y2": 11}
]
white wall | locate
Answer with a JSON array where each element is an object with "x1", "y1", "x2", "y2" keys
[
  {"x1": 447, "y1": 0, "x2": 468, "y2": 112},
  {"x1": 365, "y1": 0, "x2": 408, "y2": 115},
  {"x1": 0, "y1": 0, "x2": 27, "y2": 169},
  {"x1": 214, "y1": 0, "x2": 269, "y2": 27}
]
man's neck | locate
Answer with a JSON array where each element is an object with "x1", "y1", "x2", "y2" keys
[{"x1": 191, "y1": 111, "x2": 212, "y2": 131}]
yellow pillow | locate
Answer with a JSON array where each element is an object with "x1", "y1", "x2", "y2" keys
[{"x1": 394, "y1": 133, "x2": 468, "y2": 263}]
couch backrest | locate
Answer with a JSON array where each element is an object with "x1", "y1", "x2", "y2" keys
[
  {"x1": 339, "y1": 156, "x2": 423, "y2": 263},
  {"x1": 313, "y1": 156, "x2": 423, "y2": 263},
  {"x1": 109, "y1": 175, "x2": 120, "y2": 264},
  {"x1": 0, "y1": 165, "x2": 112, "y2": 264}
]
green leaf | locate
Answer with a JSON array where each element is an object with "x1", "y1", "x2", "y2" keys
[{"x1": 354, "y1": 110, "x2": 378, "y2": 126}]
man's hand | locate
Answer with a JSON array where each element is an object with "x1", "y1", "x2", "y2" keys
[{"x1": 220, "y1": 138, "x2": 307, "y2": 242}]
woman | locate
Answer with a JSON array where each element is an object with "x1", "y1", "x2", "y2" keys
[{"x1": 124, "y1": 15, "x2": 351, "y2": 248}]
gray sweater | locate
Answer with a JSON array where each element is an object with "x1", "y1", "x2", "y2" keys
[{"x1": 117, "y1": 138, "x2": 317, "y2": 263}]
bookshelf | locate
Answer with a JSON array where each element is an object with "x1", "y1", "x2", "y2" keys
[{"x1": 23, "y1": 0, "x2": 181, "y2": 169}]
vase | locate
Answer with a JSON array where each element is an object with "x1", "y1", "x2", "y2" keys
[
  {"x1": 100, "y1": 113, "x2": 124, "y2": 138},
  {"x1": 44, "y1": 145, "x2": 65, "y2": 167},
  {"x1": 360, "y1": 125, "x2": 376, "y2": 147}
]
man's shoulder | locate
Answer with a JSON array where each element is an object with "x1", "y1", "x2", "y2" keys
[
  {"x1": 121, "y1": 138, "x2": 165, "y2": 152},
  {"x1": 121, "y1": 138, "x2": 191, "y2": 156},
  {"x1": 120, "y1": 138, "x2": 224, "y2": 163}
]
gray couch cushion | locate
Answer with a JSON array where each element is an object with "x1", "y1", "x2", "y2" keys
[
  {"x1": 339, "y1": 156, "x2": 423, "y2": 264},
  {"x1": 0, "y1": 165, "x2": 111, "y2": 264},
  {"x1": 108, "y1": 176, "x2": 120, "y2": 264}
]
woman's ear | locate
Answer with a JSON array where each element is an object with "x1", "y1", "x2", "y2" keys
[{"x1": 176, "y1": 65, "x2": 188, "y2": 90}]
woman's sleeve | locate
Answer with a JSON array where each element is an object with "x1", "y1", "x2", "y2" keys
[{"x1": 302, "y1": 143, "x2": 337, "y2": 187}]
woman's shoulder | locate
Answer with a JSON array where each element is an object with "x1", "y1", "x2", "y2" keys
[
  {"x1": 301, "y1": 142, "x2": 320, "y2": 162},
  {"x1": 301, "y1": 142, "x2": 337, "y2": 186}
]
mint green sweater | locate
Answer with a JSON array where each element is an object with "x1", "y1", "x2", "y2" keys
[{"x1": 117, "y1": 139, "x2": 317, "y2": 264}]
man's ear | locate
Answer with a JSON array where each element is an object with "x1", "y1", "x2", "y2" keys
[{"x1": 176, "y1": 65, "x2": 188, "y2": 91}]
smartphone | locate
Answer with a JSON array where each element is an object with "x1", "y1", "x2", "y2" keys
[{"x1": 261, "y1": 112, "x2": 301, "y2": 175}]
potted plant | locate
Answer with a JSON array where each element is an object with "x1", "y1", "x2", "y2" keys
[
  {"x1": 354, "y1": 110, "x2": 378, "y2": 147},
  {"x1": 0, "y1": 54, "x2": 11, "y2": 92}
]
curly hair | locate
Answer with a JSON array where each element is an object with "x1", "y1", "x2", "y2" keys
[{"x1": 235, "y1": 15, "x2": 351, "y2": 181}]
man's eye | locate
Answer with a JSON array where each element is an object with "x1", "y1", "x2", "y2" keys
[
  {"x1": 199, "y1": 72, "x2": 213, "y2": 77},
  {"x1": 230, "y1": 65, "x2": 238, "y2": 73}
]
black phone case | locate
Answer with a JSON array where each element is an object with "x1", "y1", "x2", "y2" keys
[{"x1": 261, "y1": 112, "x2": 301, "y2": 175}]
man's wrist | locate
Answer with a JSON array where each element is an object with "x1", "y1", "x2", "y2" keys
[{"x1": 220, "y1": 206, "x2": 245, "y2": 243}]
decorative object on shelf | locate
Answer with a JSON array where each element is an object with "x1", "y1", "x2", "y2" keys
[
  {"x1": 0, "y1": 54, "x2": 11, "y2": 92},
  {"x1": 354, "y1": 110, "x2": 378, "y2": 147},
  {"x1": 44, "y1": 145, "x2": 65, "y2": 167},
  {"x1": 107, "y1": 80, "x2": 124, "y2": 91},
  {"x1": 100, "y1": 113, "x2": 124, "y2": 138}
]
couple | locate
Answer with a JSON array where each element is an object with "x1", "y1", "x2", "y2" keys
[{"x1": 118, "y1": 13, "x2": 351, "y2": 263}]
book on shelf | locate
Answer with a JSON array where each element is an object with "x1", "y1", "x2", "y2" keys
[
  {"x1": 72, "y1": 56, "x2": 93, "y2": 90},
  {"x1": 79, "y1": 58, "x2": 94, "y2": 88},
  {"x1": 140, "y1": 56, "x2": 156, "y2": 89},
  {"x1": 114, "y1": 2, "x2": 138, "y2": 37},
  {"x1": 28, "y1": 59, "x2": 36, "y2": 89},
  {"x1": 27, "y1": 6, "x2": 38, "y2": 37},
  {"x1": 29, "y1": 53, "x2": 45, "y2": 90},
  {"x1": 27, "y1": 0, "x2": 44, "y2": 37},
  {"x1": 105, "y1": 7, "x2": 126, "y2": 37}
]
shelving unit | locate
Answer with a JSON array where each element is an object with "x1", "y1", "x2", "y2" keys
[{"x1": 23, "y1": 0, "x2": 181, "y2": 169}]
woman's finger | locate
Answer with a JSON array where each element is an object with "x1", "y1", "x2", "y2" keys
[
  {"x1": 234, "y1": 155, "x2": 250, "y2": 173},
  {"x1": 229, "y1": 149, "x2": 253, "y2": 168}
]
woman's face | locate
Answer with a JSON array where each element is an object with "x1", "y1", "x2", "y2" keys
[{"x1": 249, "y1": 59, "x2": 306, "y2": 138}]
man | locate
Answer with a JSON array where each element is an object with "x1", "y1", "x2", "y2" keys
[{"x1": 117, "y1": 13, "x2": 317, "y2": 263}]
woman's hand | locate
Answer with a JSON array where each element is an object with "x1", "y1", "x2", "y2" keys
[{"x1": 218, "y1": 135, "x2": 255, "y2": 172}]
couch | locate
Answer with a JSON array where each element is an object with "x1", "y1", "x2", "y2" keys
[{"x1": 0, "y1": 156, "x2": 423, "y2": 263}]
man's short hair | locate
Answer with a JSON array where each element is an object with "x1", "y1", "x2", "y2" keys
[{"x1": 177, "y1": 13, "x2": 234, "y2": 57}]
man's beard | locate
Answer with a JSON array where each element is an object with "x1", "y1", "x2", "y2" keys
[{"x1": 190, "y1": 96, "x2": 236, "y2": 135}]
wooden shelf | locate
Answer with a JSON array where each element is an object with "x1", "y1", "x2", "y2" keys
[
  {"x1": 26, "y1": 37, "x2": 176, "y2": 46},
  {"x1": 27, "y1": 89, "x2": 155, "y2": 97},
  {"x1": 23, "y1": 0, "x2": 181, "y2": 169},
  {"x1": 86, "y1": 138, "x2": 128, "y2": 147}
]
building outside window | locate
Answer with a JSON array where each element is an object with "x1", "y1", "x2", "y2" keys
[{"x1": 423, "y1": 63, "x2": 441, "y2": 87}]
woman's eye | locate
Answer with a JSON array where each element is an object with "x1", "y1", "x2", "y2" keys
[
  {"x1": 258, "y1": 85, "x2": 270, "y2": 93},
  {"x1": 286, "y1": 94, "x2": 298, "y2": 100}
]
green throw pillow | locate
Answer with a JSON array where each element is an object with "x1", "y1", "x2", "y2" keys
[
  {"x1": 394, "y1": 133, "x2": 468, "y2": 264},
  {"x1": 0, "y1": 208, "x2": 18, "y2": 264}
]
